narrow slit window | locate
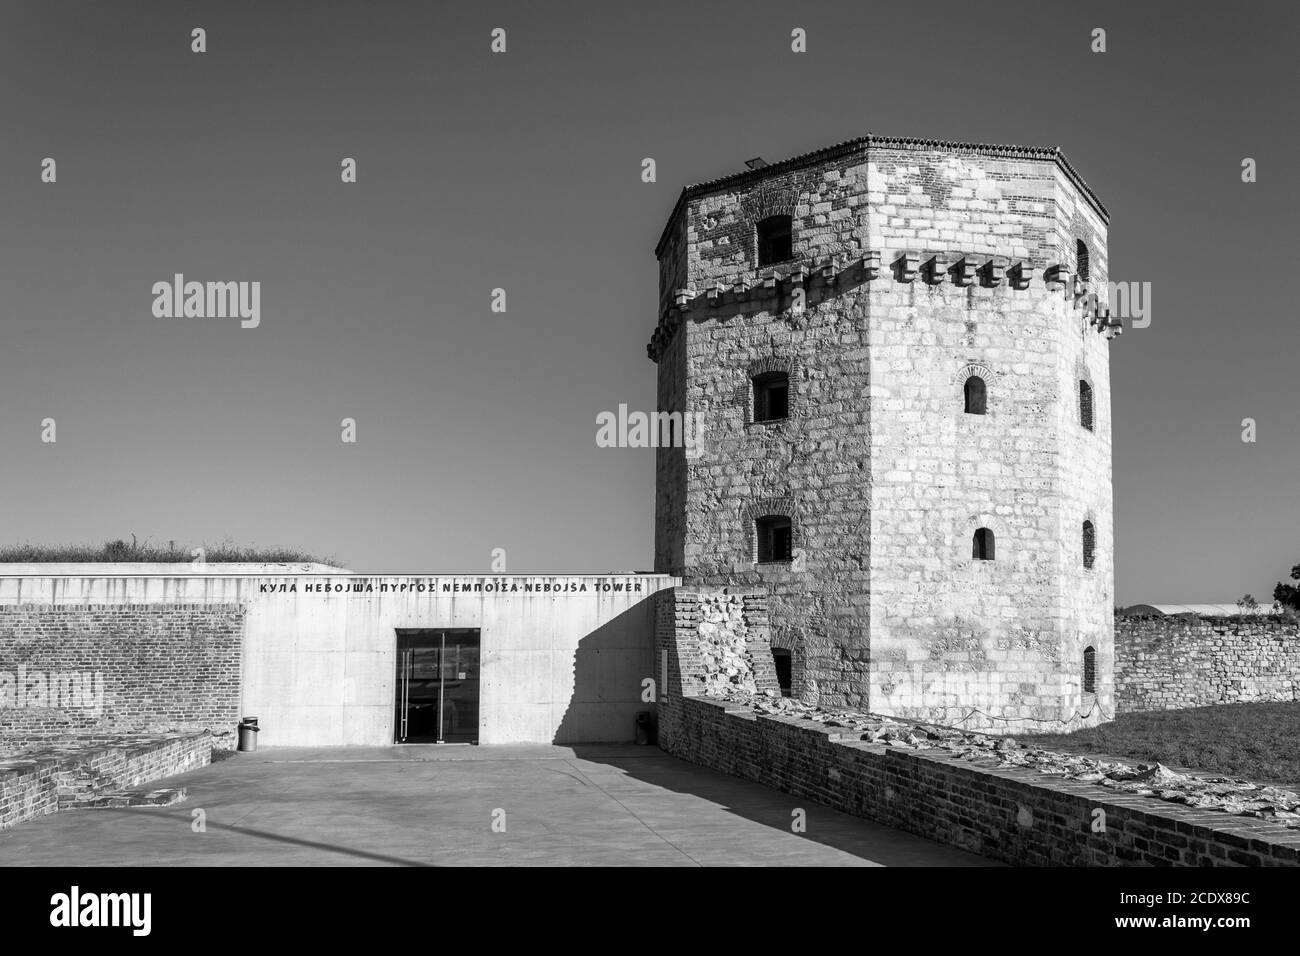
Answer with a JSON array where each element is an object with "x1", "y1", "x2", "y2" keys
[
  {"x1": 756, "y1": 515, "x2": 793, "y2": 564},
  {"x1": 1083, "y1": 645, "x2": 1097, "y2": 694},
  {"x1": 771, "y1": 648, "x2": 792, "y2": 697},
  {"x1": 1079, "y1": 380, "x2": 1094, "y2": 431},
  {"x1": 972, "y1": 527, "x2": 995, "y2": 561},
  {"x1": 757, "y1": 215, "x2": 793, "y2": 266},
  {"x1": 1076, "y1": 239, "x2": 1091, "y2": 283},
  {"x1": 1082, "y1": 520, "x2": 1096, "y2": 570},
  {"x1": 964, "y1": 375, "x2": 987, "y2": 415}
]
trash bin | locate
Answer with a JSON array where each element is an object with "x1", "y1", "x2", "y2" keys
[
  {"x1": 634, "y1": 711, "x2": 653, "y2": 746},
  {"x1": 237, "y1": 717, "x2": 260, "y2": 753}
]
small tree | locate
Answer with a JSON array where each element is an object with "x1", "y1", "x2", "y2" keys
[
  {"x1": 1275, "y1": 564, "x2": 1300, "y2": 612},
  {"x1": 1237, "y1": 593, "x2": 1259, "y2": 614}
]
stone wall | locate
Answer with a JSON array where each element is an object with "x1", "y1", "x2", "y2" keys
[
  {"x1": 1115, "y1": 615, "x2": 1300, "y2": 713},
  {"x1": 656, "y1": 588, "x2": 1300, "y2": 866},
  {"x1": 650, "y1": 137, "x2": 1115, "y2": 729},
  {"x1": 0, "y1": 604, "x2": 245, "y2": 750}
]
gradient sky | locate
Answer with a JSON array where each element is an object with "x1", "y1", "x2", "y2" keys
[{"x1": 0, "y1": 1, "x2": 1294, "y2": 604}]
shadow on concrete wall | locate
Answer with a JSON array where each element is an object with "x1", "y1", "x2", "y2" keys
[{"x1": 552, "y1": 601, "x2": 655, "y2": 746}]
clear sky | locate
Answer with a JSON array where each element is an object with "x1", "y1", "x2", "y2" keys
[{"x1": 0, "y1": 1, "x2": 1294, "y2": 605}]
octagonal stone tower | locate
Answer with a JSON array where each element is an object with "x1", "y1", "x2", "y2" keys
[{"x1": 649, "y1": 134, "x2": 1118, "y2": 732}]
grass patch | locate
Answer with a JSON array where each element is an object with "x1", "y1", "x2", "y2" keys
[
  {"x1": 1020, "y1": 702, "x2": 1300, "y2": 789},
  {"x1": 0, "y1": 538, "x2": 339, "y2": 565}
]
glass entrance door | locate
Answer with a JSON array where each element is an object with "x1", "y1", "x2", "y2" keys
[{"x1": 394, "y1": 629, "x2": 480, "y2": 743}]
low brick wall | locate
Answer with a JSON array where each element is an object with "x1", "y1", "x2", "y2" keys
[
  {"x1": 0, "y1": 603, "x2": 244, "y2": 749},
  {"x1": 661, "y1": 695, "x2": 1299, "y2": 865},
  {"x1": 656, "y1": 586, "x2": 1300, "y2": 866},
  {"x1": 0, "y1": 732, "x2": 212, "y2": 830},
  {"x1": 1115, "y1": 615, "x2": 1300, "y2": 714}
]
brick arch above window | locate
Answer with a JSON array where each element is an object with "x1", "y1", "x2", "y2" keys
[
  {"x1": 743, "y1": 496, "x2": 797, "y2": 521},
  {"x1": 747, "y1": 355, "x2": 795, "y2": 378},
  {"x1": 952, "y1": 362, "x2": 995, "y2": 386},
  {"x1": 739, "y1": 184, "x2": 797, "y2": 224}
]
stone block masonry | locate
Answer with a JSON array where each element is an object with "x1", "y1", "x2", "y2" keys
[
  {"x1": 0, "y1": 604, "x2": 244, "y2": 750},
  {"x1": 1115, "y1": 615, "x2": 1300, "y2": 713},
  {"x1": 656, "y1": 588, "x2": 1300, "y2": 866},
  {"x1": 650, "y1": 135, "x2": 1116, "y2": 730}
]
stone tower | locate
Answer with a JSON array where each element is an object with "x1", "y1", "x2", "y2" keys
[{"x1": 649, "y1": 134, "x2": 1118, "y2": 732}]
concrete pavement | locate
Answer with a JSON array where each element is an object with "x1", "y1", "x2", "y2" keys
[{"x1": 0, "y1": 745, "x2": 994, "y2": 866}]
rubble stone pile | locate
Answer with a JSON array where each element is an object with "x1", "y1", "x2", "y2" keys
[
  {"x1": 695, "y1": 593, "x2": 758, "y2": 698},
  {"x1": 715, "y1": 687, "x2": 1300, "y2": 830}
]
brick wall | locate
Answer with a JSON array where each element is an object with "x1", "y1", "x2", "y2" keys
[
  {"x1": 1115, "y1": 615, "x2": 1300, "y2": 713},
  {"x1": 657, "y1": 588, "x2": 1300, "y2": 866},
  {"x1": 0, "y1": 604, "x2": 244, "y2": 749},
  {"x1": 0, "y1": 732, "x2": 212, "y2": 830}
]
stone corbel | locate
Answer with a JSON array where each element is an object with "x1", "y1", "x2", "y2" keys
[
  {"x1": 1044, "y1": 264, "x2": 1072, "y2": 293},
  {"x1": 895, "y1": 252, "x2": 919, "y2": 283},
  {"x1": 951, "y1": 257, "x2": 978, "y2": 287},
  {"x1": 1009, "y1": 262, "x2": 1034, "y2": 290},
  {"x1": 785, "y1": 265, "x2": 809, "y2": 290},
  {"x1": 861, "y1": 251, "x2": 882, "y2": 280},
  {"x1": 980, "y1": 260, "x2": 1005, "y2": 288},
  {"x1": 924, "y1": 255, "x2": 948, "y2": 285},
  {"x1": 673, "y1": 288, "x2": 695, "y2": 311}
]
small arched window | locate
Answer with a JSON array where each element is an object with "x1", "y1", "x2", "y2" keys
[
  {"x1": 964, "y1": 376, "x2": 987, "y2": 415},
  {"x1": 1079, "y1": 380, "x2": 1094, "y2": 431},
  {"x1": 757, "y1": 215, "x2": 793, "y2": 266},
  {"x1": 1076, "y1": 239, "x2": 1090, "y2": 283},
  {"x1": 972, "y1": 527, "x2": 995, "y2": 561},
  {"x1": 1082, "y1": 520, "x2": 1096, "y2": 570},
  {"x1": 1082, "y1": 645, "x2": 1097, "y2": 694}
]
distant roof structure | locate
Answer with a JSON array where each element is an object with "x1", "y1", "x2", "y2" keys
[{"x1": 1119, "y1": 603, "x2": 1283, "y2": 617}]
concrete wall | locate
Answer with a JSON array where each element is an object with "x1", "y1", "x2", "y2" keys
[
  {"x1": 1115, "y1": 615, "x2": 1300, "y2": 713},
  {"x1": 649, "y1": 137, "x2": 1115, "y2": 729},
  {"x1": 0, "y1": 571, "x2": 675, "y2": 748}
]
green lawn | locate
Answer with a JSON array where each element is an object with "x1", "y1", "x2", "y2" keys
[{"x1": 1020, "y1": 702, "x2": 1300, "y2": 789}]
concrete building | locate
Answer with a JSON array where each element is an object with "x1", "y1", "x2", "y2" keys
[
  {"x1": 0, "y1": 565, "x2": 673, "y2": 748},
  {"x1": 649, "y1": 134, "x2": 1119, "y2": 730}
]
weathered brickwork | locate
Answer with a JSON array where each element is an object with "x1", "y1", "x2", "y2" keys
[
  {"x1": 0, "y1": 604, "x2": 244, "y2": 749},
  {"x1": 0, "y1": 732, "x2": 211, "y2": 830},
  {"x1": 1115, "y1": 615, "x2": 1300, "y2": 714},
  {"x1": 651, "y1": 135, "x2": 1116, "y2": 730},
  {"x1": 655, "y1": 590, "x2": 1300, "y2": 866}
]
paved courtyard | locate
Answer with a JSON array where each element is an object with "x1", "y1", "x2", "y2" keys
[{"x1": 0, "y1": 745, "x2": 992, "y2": 866}]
